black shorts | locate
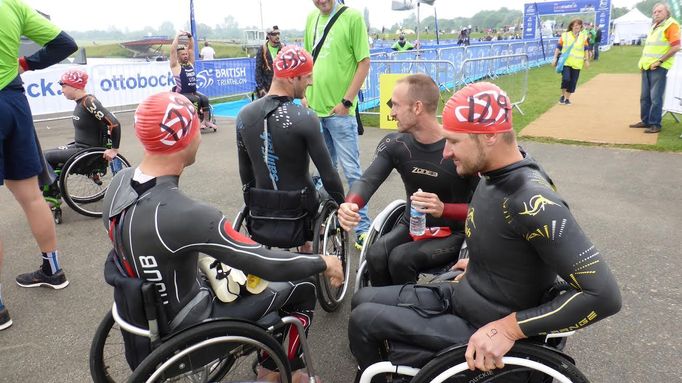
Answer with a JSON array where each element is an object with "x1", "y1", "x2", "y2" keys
[{"x1": 0, "y1": 88, "x2": 43, "y2": 184}]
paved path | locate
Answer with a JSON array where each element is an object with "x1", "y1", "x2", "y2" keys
[{"x1": 1, "y1": 114, "x2": 680, "y2": 382}]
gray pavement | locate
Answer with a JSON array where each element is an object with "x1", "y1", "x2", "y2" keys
[{"x1": 0, "y1": 113, "x2": 681, "y2": 382}]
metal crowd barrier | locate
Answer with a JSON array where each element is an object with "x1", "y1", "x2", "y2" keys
[{"x1": 460, "y1": 53, "x2": 530, "y2": 114}]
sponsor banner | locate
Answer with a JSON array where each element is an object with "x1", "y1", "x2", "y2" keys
[
  {"x1": 524, "y1": 1, "x2": 611, "y2": 46},
  {"x1": 379, "y1": 73, "x2": 407, "y2": 129},
  {"x1": 21, "y1": 64, "x2": 80, "y2": 115},
  {"x1": 194, "y1": 58, "x2": 256, "y2": 97},
  {"x1": 89, "y1": 61, "x2": 174, "y2": 109}
]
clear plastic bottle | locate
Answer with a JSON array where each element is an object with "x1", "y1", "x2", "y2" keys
[{"x1": 409, "y1": 189, "x2": 426, "y2": 236}]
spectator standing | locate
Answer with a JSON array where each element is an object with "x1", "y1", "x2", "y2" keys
[
  {"x1": 629, "y1": 3, "x2": 680, "y2": 134},
  {"x1": 0, "y1": 0, "x2": 78, "y2": 330},
  {"x1": 199, "y1": 41, "x2": 215, "y2": 60},
  {"x1": 392, "y1": 34, "x2": 414, "y2": 51},
  {"x1": 593, "y1": 25, "x2": 603, "y2": 61},
  {"x1": 255, "y1": 25, "x2": 283, "y2": 98},
  {"x1": 304, "y1": 0, "x2": 371, "y2": 249}
]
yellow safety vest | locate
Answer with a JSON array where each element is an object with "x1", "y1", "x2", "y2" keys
[
  {"x1": 638, "y1": 17, "x2": 679, "y2": 70},
  {"x1": 561, "y1": 31, "x2": 588, "y2": 70}
]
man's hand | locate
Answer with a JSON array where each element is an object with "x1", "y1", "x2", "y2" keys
[
  {"x1": 330, "y1": 103, "x2": 350, "y2": 116},
  {"x1": 650, "y1": 60, "x2": 660, "y2": 70},
  {"x1": 103, "y1": 148, "x2": 118, "y2": 162},
  {"x1": 17, "y1": 59, "x2": 25, "y2": 74},
  {"x1": 411, "y1": 190, "x2": 444, "y2": 218},
  {"x1": 450, "y1": 258, "x2": 469, "y2": 281},
  {"x1": 337, "y1": 202, "x2": 360, "y2": 232},
  {"x1": 321, "y1": 255, "x2": 344, "y2": 287},
  {"x1": 551, "y1": 58, "x2": 557, "y2": 67},
  {"x1": 465, "y1": 313, "x2": 525, "y2": 372}
]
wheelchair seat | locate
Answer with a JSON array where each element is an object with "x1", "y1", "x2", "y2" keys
[{"x1": 232, "y1": 195, "x2": 351, "y2": 313}]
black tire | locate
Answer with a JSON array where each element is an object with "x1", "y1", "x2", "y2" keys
[
  {"x1": 355, "y1": 202, "x2": 405, "y2": 291},
  {"x1": 313, "y1": 200, "x2": 349, "y2": 312},
  {"x1": 60, "y1": 149, "x2": 131, "y2": 218},
  {"x1": 411, "y1": 343, "x2": 589, "y2": 383},
  {"x1": 232, "y1": 205, "x2": 249, "y2": 237},
  {"x1": 128, "y1": 320, "x2": 291, "y2": 383},
  {"x1": 90, "y1": 311, "x2": 131, "y2": 383}
]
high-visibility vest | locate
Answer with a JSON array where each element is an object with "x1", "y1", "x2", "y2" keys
[
  {"x1": 561, "y1": 31, "x2": 588, "y2": 70},
  {"x1": 638, "y1": 17, "x2": 679, "y2": 70}
]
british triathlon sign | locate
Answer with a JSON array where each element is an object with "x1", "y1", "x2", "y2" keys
[{"x1": 524, "y1": 0, "x2": 611, "y2": 46}]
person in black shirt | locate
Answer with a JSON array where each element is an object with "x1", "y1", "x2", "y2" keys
[
  {"x1": 338, "y1": 74, "x2": 477, "y2": 286},
  {"x1": 103, "y1": 91, "x2": 342, "y2": 382},
  {"x1": 348, "y1": 82, "x2": 621, "y2": 380},
  {"x1": 255, "y1": 25, "x2": 284, "y2": 98}
]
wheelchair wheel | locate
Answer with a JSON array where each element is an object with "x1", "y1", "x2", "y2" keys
[
  {"x1": 90, "y1": 310, "x2": 131, "y2": 383},
  {"x1": 411, "y1": 343, "x2": 589, "y2": 383},
  {"x1": 60, "y1": 149, "x2": 131, "y2": 218},
  {"x1": 313, "y1": 200, "x2": 349, "y2": 312},
  {"x1": 232, "y1": 205, "x2": 249, "y2": 237},
  {"x1": 128, "y1": 320, "x2": 291, "y2": 383},
  {"x1": 355, "y1": 201, "x2": 405, "y2": 291}
]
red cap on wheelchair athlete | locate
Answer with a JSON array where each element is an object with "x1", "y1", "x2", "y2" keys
[
  {"x1": 59, "y1": 69, "x2": 88, "y2": 89},
  {"x1": 442, "y1": 82, "x2": 513, "y2": 134},
  {"x1": 273, "y1": 46, "x2": 314, "y2": 78},
  {"x1": 134, "y1": 92, "x2": 200, "y2": 154}
]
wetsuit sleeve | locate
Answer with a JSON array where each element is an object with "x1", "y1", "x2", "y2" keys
[
  {"x1": 23, "y1": 31, "x2": 78, "y2": 71},
  {"x1": 160, "y1": 201, "x2": 327, "y2": 281},
  {"x1": 302, "y1": 113, "x2": 345, "y2": 204},
  {"x1": 236, "y1": 116, "x2": 255, "y2": 187},
  {"x1": 442, "y1": 175, "x2": 479, "y2": 220},
  {"x1": 82, "y1": 96, "x2": 121, "y2": 149},
  {"x1": 509, "y1": 187, "x2": 622, "y2": 336},
  {"x1": 345, "y1": 135, "x2": 396, "y2": 208}
]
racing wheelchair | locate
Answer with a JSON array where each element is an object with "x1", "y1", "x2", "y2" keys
[
  {"x1": 354, "y1": 199, "x2": 468, "y2": 292},
  {"x1": 232, "y1": 190, "x2": 351, "y2": 313},
  {"x1": 43, "y1": 147, "x2": 131, "y2": 224},
  {"x1": 89, "y1": 275, "x2": 319, "y2": 383}
]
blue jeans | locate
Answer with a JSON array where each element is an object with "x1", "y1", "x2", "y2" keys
[
  {"x1": 640, "y1": 67, "x2": 668, "y2": 129},
  {"x1": 320, "y1": 115, "x2": 370, "y2": 235}
]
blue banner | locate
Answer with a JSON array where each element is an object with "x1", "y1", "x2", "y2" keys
[
  {"x1": 524, "y1": 1, "x2": 611, "y2": 46},
  {"x1": 194, "y1": 58, "x2": 256, "y2": 98}
]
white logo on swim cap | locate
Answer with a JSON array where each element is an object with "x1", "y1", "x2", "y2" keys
[
  {"x1": 159, "y1": 94, "x2": 195, "y2": 147},
  {"x1": 453, "y1": 90, "x2": 510, "y2": 127}
]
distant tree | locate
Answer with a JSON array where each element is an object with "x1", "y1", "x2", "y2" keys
[
  {"x1": 158, "y1": 21, "x2": 175, "y2": 38},
  {"x1": 636, "y1": 0, "x2": 659, "y2": 16}
]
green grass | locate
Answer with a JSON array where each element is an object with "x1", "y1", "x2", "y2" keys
[
  {"x1": 81, "y1": 42, "x2": 248, "y2": 59},
  {"x1": 361, "y1": 46, "x2": 682, "y2": 152}
]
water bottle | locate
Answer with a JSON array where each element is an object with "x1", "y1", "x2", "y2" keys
[
  {"x1": 409, "y1": 189, "x2": 426, "y2": 236},
  {"x1": 110, "y1": 157, "x2": 123, "y2": 174}
]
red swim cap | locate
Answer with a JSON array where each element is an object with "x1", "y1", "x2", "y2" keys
[
  {"x1": 60, "y1": 69, "x2": 88, "y2": 89},
  {"x1": 273, "y1": 46, "x2": 313, "y2": 78},
  {"x1": 134, "y1": 92, "x2": 200, "y2": 154},
  {"x1": 442, "y1": 82, "x2": 513, "y2": 134}
]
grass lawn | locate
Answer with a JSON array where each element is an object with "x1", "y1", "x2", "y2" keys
[
  {"x1": 361, "y1": 46, "x2": 682, "y2": 152},
  {"x1": 81, "y1": 42, "x2": 248, "y2": 59}
]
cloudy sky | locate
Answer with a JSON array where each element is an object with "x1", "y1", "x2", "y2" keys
[{"x1": 24, "y1": 0, "x2": 643, "y2": 32}]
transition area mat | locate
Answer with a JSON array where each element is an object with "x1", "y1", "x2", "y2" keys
[{"x1": 520, "y1": 73, "x2": 658, "y2": 145}]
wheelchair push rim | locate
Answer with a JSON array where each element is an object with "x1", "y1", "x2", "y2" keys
[
  {"x1": 314, "y1": 201, "x2": 350, "y2": 312},
  {"x1": 60, "y1": 149, "x2": 131, "y2": 218}
]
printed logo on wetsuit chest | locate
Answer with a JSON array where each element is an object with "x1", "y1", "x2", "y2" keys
[
  {"x1": 519, "y1": 194, "x2": 560, "y2": 216},
  {"x1": 411, "y1": 167, "x2": 438, "y2": 177},
  {"x1": 139, "y1": 255, "x2": 169, "y2": 305}
]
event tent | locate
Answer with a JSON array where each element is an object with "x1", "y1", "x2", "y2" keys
[{"x1": 612, "y1": 8, "x2": 651, "y2": 44}]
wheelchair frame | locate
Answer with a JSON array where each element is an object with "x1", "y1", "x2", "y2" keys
[
  {"x1": 233, "y1": 199, "x2": 351, "y2": 313},
  {"x1": 46, "y1": 147, "x2": 130, "y2": 223}
]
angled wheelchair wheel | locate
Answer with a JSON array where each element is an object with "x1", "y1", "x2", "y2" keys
[
  {"x1": 128, "y1": 319, "x2": 291, "y2": 383},
  {"x1": 232, "y1": 205, "x2": 250, "y2": 237},
  {"x1": 411, "y1": 343, "x2": 589, "y2": 383},
  {"x1": 60, "y1": 148, "x2": 131, "y2": 218},
  {"x1": 90, "y1": 310, "x2": 131, "y2": 383},
  {"x1": 313, "y1": 200, "x2": 349, "y2": 312},
  {"x1": 354, "y1": 201, "x2": 405, "y2": 292}
]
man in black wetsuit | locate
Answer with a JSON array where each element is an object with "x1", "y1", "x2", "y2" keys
[
  {"x1": 348, "y1": 82, "x2": 621, "y2": 381},
  {"x1": 44, "y1": 69, "x2": 121, "y2": 173},
  {"x1": 338, "y1": 74, "x2": 477, "y2": 286},
  {"x1": 102, "y1": 91, "x2": 343, "y2": 382},
  {"x1": 237, "y1": 45, "x2": 345, "y2": 238},
  {"x1": 170, "y1": 31, "x2": 216, "y2": 131}
]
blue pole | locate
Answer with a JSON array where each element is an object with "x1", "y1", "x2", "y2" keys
[{"x1": 190, "y1": 0, "x2": 199, "y2": 59}]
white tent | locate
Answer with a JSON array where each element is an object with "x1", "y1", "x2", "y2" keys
[{"x1": 612, "y1": 8, "x2": 651, "y2": 44}]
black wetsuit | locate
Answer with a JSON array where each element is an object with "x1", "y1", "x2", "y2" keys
[
  {"x1": 347, "y1": 132, "x2": 478, "y2": 285},
  {"x1": 102, "y1": 168, "x2": 325, "y2": 370},
  {"x1": 348, "y1": 156, "x2": 622, "y2": 372},
  {"x1": 236, "y1": 95, "x2": 344, "y2": 205},
  {"x1": 44, "y1": 94, "x2": 120, "y2": 168},
  {"x1": 173, "y1": 63, "x2": 210, "y2": 121}
]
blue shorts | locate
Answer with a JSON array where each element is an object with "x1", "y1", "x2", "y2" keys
[{"x1": 0, "y1": 88, "x2": 43, "y2": 185}]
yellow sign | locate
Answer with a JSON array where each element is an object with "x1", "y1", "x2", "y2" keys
[{"x1": 379, "y1": 73, "x2": 407, "y2": 129}]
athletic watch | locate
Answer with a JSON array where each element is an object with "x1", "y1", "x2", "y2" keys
[{"x1": 341, "y1": 98, "x2": 353, "y2": 109}]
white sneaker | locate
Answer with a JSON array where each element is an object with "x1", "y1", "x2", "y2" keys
[{"x1": 198, "y1": 255, "x2": 240, "y2": 303}]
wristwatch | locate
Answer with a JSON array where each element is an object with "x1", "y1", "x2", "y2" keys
[{"x1": 341, "y1": 98, "x2": 353, "y2": 109}]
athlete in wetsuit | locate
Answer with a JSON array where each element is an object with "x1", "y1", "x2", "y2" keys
[
  {"x1": 237, "y1": 46, "x2": 344, "y2": 211},
  {"x1": 44, "y1": 69, "x2": 121, "y2": 170},
  {"x1": 338, "y1": 74, "x2": 477, "y2": 286},
  {"x1": 170, "y1": 31, "x2": 216, "y2": 130},
  {"x1": 102, "y1": 92, "x2": 343, "y2": 379},
  {"x1": 348, "y1": 83, "x2": 621, "y2": 381}
]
